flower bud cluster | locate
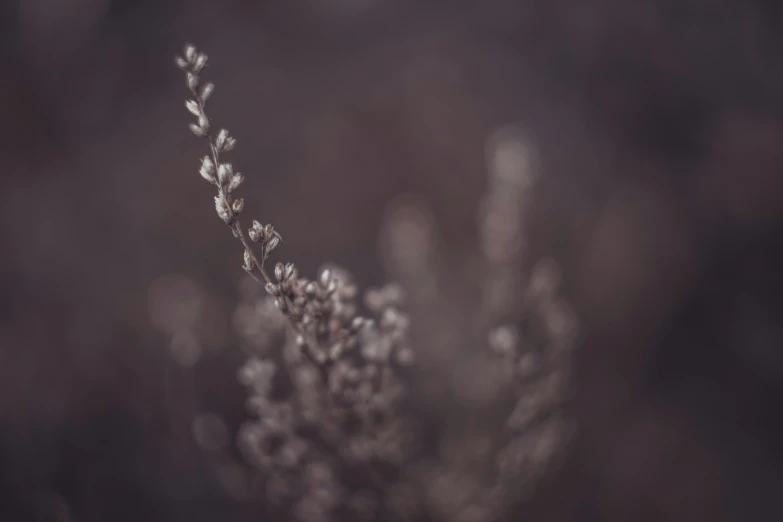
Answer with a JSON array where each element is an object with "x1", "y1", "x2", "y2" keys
[
  {"x1": 176, "y1": 44, "x2": 243, "y2": 226},
  {"x1": 235, "y1": 267, "x2": 416, "y2": 522}
]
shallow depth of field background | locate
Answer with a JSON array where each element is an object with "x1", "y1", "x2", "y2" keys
[{"x1": 2, "y1": 0, "x2": 783, "y2": 520}]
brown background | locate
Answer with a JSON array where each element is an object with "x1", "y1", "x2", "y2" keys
[{"x1": 1, "y1": 0, "x2": 783, "y2": 521}]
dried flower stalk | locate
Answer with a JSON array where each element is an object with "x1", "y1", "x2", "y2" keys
[{"x1": 174, "y1": 44, "x2": 576, "y2": 522}]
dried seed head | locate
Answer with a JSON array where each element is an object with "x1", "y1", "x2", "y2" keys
[
  {"x1": 217, "y1": 163, "x2": 233, "y2": 186},
  {"x1": 184, "y1": 44, "x2": 196, "y2": 63},
  {"x1": 232, "y1": 198, "x2": 244, "y2": 215},
  {"x1": 216, "y1": 129, "x2": 229, "y2": 151},
  {"x1": 274, "y1": 263, "x2": 284, "y2": 281},
  {"x1": 193, "y1": 53, "x2": 207, "y2": 73},
  {"x1": 199, "y1": 156, "x2": 215, "y2": 182},
  {"x1": 185, "y1": 99, "x2": 201, "y2": 116},
  {"x1": 214, "y1": 195, "x2": 232, "y2": 224},
  {"x1": 189, "y1": 123, "x2": 207, "y2": 137},
  {"x1": 249, "y1": 221, "x2": 263, "y2": 242},
  {"x1": 266, "y1": 234, "x2": 281, "y2": 254},
  {"x1": 265, "y1": 283, "x2": 281, "y2": 297},
  {"x1": 200, "y1": 83, "x2": 214, "y2": 104},
  {"x1": 198, "y1": 114, "x2": 209, "y2": 131},
  {"x1": 187, "y1": 73, "x2": 199, "y2": 90},
  {"x1": 319, "y1": 269, "x2": 332, "y2": 288},
  {"x1": 262, "y1": 224, "x2": 275, "y2": 241},
  {"x1": 223, "y1": 137, "x2": 237, "y2": 152},
  {"x1": 351, "y1": 317, "x2": 365, "y2": 331},
  {"x1": 201, "y1": 155, "x2": 215, "y2": 172},
  {"x1": 284, "y1": 263, "x2": 296, "y2": 281},
  {"x1": 243, "y1": 250, "x2": 254, "y2": 271},
  {"x1": 227, "y1": 173, "x2": 244, "y2": 193}
]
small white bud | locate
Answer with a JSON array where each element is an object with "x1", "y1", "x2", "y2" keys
[
  {"x1": 217, "y1": 163, "x2": 232, "y2": 186},
  {"x1": 199, "y1": 83, "x2": 214, "y2": 103},
  {"x1": 199, "y1": 169, "x2": 212, "y2": 183},
  {"x1": 296, "y1": 334, "x2": 307, "y2": 348},
  {"x1": 184, "y1": 44, "x2": 196, "y2": 63},
  {"x1": 216, "y1": 129, "x2": 229, "y2": 151},
  {"x1": 193, "y1": 53, "x2": 207, "y2": 73},
  {"x1": 319, "y1": 269, "x2": 332, "y2": 288},
  {"x1": 266, "y1": 234, "x2": 281, "y2": 254},
  {"x1": 214, "y1": 196, "x2": 232, "y2": 224},
  {"x1": 185, "y1": 99, "x2": 201, "y2": 116},
  {"x1": 232, "y1": 198, "x2": 244, "y2": 215},
  {"x1": 351, "y1": 317, "x2": 365, "y2": 331},
  {"x1": 249, "y1": 221, "x2": 263, "y2": 242},
  {"x1": 305, "y1": 282, "x2": 317, "y2": 296},
  {"x1": 197, "y1": 114, "x2": 209, "y2": 132},
  {"x1": 243, "y1": 250, "x2": 254, "y2": 271},
  {"x1": 187, "y1": 73, "x2": 199, "y2": 90},
  {"x1": 175, "y1": 56, "x2": 188, "y2": 70},
  {"x1": 227, "y1": 173, "x2": 244, "y2": 193},
  {"x1": 223, "y1": 137, "x2": 237, "y2": 152},
  {"x1": 199, "y1": 156, "x2": 215, "y2": 182},
  {"x1": 284, "y1": 263, "x2": 295, "y2": 281},
  {"x1": 189, "y1": 123, "x2": 207, "y2": 137},
  {"x1": 274, "y1": 263, "x2": 284, "y2": 281}
]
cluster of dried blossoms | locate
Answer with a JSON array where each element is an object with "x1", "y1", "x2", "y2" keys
[{"x1": 176, "y1": 45, "x2": 576, "y2": 522}]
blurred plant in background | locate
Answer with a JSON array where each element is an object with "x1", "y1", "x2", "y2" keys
[{"x1": 166, "y1": 44, "x2": 577, "y2": 522}]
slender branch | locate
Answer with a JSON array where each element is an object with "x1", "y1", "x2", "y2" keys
[{"x1": 185, "y1": 80, "x2": 332, "y2": 376}]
